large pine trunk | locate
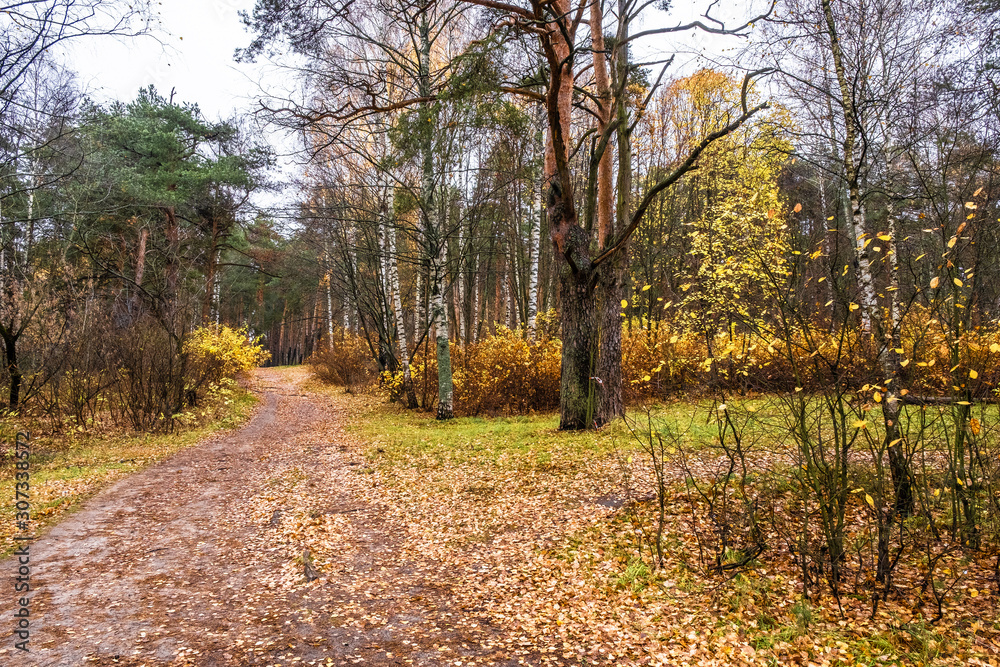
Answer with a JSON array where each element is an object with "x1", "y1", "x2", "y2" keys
[
  {"x1": 559, "y1": 264, "x2": 597, "y2": 429},
  {"x1": 595, "y1": 251, "x2": 625, "y2": 425}
]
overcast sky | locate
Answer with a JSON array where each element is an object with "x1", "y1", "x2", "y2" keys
[
  {"x1": 59, "y1": 0, "x2": 760, "y2": 216},
  {"x1": 65, "y1": 0, "x2": 268, "y2": 119},
  {"x1": 63, "y1": 0, "x2": 758, "y2": 117}
]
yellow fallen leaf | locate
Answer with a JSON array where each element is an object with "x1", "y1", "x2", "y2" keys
[
  {"x1": 930, "y1": 276, "x2": 940, "y2": 288},
  {"x1": 969, "y1": 369, "x2": 978, "y2": 379}
]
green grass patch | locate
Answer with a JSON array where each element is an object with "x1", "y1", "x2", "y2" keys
[
  {"x1": 339, "y1": 392, "x2": 734, "y2": 473},
  {"x1": 0, "y1": 387, "x2": 257, "y2": 557}
]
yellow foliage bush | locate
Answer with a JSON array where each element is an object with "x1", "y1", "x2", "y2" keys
[
  {"x1": 185, "y1": 325, "x2": 270, "y2": 390},
  {"x1": 342, "y1": 309, "x2": 1000, "y2": 415},
  {"x1": 621, "y1": 311, "x2": 1000, "y2": 401},
  {"x1": 308, "y1": 330, "x2": 378, "y2": 392},
  {"x1": 452, "y1": 326, "x2": 562, "y2": 415},
  {"x1": 380, "y1": 326, "x2": 561, "y2": 416}
]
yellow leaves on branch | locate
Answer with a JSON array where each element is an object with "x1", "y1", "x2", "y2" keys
[{"x1": 185, "y1": 325, "x2": 271, "y2": 386}]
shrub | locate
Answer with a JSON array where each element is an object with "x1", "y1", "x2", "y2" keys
[
  {"x1": 185, "y1": 325, "x2": 271, "y2": 393},
  {"x1": 308, "y1": 330, "x2": 377, "y2": 392},
  {"x1": 378, "y1": 327, "x2": 561, "y2": 416},
  {"x1": 452, "y1": 326, "x2": 562, "y2": 415},
  {"x1": 620, "y1": 312, "x2": 1000, "y2": 402}
]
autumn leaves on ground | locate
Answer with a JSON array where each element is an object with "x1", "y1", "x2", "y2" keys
[{"x1": 1, "y1": 366, "x2": 997, "y2": 667}]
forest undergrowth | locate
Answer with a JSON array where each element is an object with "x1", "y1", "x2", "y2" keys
[{"x1": 334, "y1": 382, "x2": 1000, "y2": 667}]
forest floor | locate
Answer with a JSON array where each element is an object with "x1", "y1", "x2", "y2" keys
[{"x1": 3, "y1": 367, "x2": 1000, "y2": 666}]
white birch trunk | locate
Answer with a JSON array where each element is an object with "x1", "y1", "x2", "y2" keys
[
  {"x1": 324, "y1": 242, "x2": 335, "y2": 347},
  {"x1": 419, "y1": 8, "x2": 453, "y2": 419},
  {"x1": 385, "y1": 166, "x2": 417, "y2": 407},
  {"x1": 526, "y1": 104, "x2": 545, "y2": 338}
]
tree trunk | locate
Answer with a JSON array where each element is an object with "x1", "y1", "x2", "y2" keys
[
  {"x1": 558, "y1": 255, "x2": 597, "y2": 430},
  {"x1": 133, "y1": 227, "x2": 149, "y2": 314},
  {"x1": 1, "y1": 327, "x2": 20, "y2": 408},
  {"x1": 431, "y1": 248, "x2": 454, "y2": 419},
  {"x1": 386, "y1": 183, "x2": 418, "y2": 408},
  {"x1": 594, "y1": 0, "x2": 631, "y2": 426},
  {"x1": 526, "y1": 105, "x2": 544, "y2": 338},
  {"x1": 201, "y1": 215, "x2": 219, "y2": 325},
  {"x1": 822, "y1": 0, "x2": 912, "y2": 516},
  {"x1": 162, "y1": 205, "x2": 180, "y2": 320},
  {"x1": 884, "y1": 202, "x2": 912, "y2": 516},
  {"x1": 419, "y1": 7, "x2": 453, "y2": 419},
  {"x1": 325, "y1": 260, "x2": 335, "y2": 347},
  {"x1": 595, "y1": 250, "x2": 625, "y2": 425}
]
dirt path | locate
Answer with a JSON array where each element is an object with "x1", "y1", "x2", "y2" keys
[{"x1": 4, "y1": 368, "x2": 523, "y2": 667}]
